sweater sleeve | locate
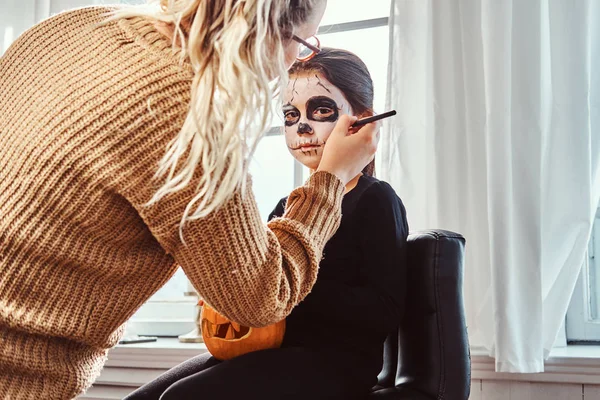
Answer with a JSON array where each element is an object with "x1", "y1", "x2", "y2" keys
[
  {"x1": 296, "y1": 181, "x2": 408, "y2": 334},
  {"x1": 128, "y1": 170, "x2": 344, "y2": 327}
]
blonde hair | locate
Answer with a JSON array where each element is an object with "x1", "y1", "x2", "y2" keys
[{"x1": 110, "y1": 0, "x2": 319, "y2": 236}]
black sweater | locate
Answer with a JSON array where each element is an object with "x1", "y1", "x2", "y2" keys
[{"x1": 268, "y1": 175, "x2": 409, "y2": 375}]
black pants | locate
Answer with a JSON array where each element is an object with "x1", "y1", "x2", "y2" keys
[{"x1": 124, "y1": 346, "x2": 377, "y2": 400}]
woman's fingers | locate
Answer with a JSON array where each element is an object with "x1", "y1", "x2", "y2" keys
[
  {"x1": 317, "y1": 117, "x2": 381, "y2": 185},
  {"x1": 353, "y1": 120, "x2": 380, "y2": 153},
  {"x1": 332, "y1": 114, "x2": 359, "y2": 136}
]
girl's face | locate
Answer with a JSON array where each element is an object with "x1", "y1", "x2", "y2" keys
[{"x1": 283, "y1": 71, "x2": 352, "y2": 170}]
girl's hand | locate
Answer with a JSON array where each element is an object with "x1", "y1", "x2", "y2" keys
[{"x1": 317, "y1": 115, "x2": 380, "y2": 185}]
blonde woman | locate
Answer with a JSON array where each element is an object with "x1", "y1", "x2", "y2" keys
[{"x1": 0, "y1": 1, "x2": 379, "y2": 398}]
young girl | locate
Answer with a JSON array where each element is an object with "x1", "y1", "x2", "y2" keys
[{"x1": 126, "y1": 48, "x2": 409, "y2": 400}]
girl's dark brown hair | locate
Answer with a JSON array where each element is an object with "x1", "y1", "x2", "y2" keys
[{"x1": 289, "y1": 47, "x2": 376, "y2": 176}]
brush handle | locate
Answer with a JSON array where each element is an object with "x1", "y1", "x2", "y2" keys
[{"x1": 351, "y1": 110, "x2": 397, "y2": 128}]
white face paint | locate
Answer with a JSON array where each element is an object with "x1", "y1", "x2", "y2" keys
[{"x1": 283, "y1": 71, "x2": 353, "y2": 170}]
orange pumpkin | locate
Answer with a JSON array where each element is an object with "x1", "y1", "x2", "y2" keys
[{"x1": 200, "y1": 303, "x2": 286, "y2": 360}]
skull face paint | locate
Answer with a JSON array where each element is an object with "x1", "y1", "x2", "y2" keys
[
  {"x1": 297, "y1": 122, "x2": 313, "y2": 134},
  {"x1": 306, "y1": 96, "x2": 339, "y2": 123},
  {"x1": 283, "y1": 72, "x2": 353, "y2": 170}
]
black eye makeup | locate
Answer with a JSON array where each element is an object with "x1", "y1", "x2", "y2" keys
[
  {"x1": 283, "y1": 104, "x2": 300, "y2": 127},
  {"x1": 306, "y1": 96, "x2": 339, "y2": 123}
]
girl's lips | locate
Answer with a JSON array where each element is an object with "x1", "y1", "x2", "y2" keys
[{"x1": 298, "y1": 144, "x2": 322, "y2": 150}]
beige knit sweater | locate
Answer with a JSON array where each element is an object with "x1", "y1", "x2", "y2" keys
[{"x1": 0, "y1": 7, "x2": 344, "y2": 399}]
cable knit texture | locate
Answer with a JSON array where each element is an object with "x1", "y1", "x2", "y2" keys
[{"x1": 0, "y1": 6, "x2": 344, "y2": 399}]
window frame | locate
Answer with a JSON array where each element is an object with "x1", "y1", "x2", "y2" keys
[{"x1": 566, "y1": 204, "x2": 600, "y2": 343}]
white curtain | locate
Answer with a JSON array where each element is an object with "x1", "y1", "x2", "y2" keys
[{"x1": 382, "y1": 0, "x2": 600, "y2": 373}]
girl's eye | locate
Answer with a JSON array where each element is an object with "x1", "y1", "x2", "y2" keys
[
  {"x1": 313, "y1": 107, "x2": 333, "y2": 118},
  {"x1": 285, "y1": 111, "x2": 299, "y2": 122}
]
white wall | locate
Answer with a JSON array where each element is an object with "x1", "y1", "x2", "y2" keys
[{"x1": 470, "y1": 380, "x2": 599, "y2": 400}]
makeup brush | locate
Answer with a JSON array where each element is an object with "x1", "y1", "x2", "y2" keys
[{"x1": 350, "y1": 110, "x2": 397, "y2": 128}]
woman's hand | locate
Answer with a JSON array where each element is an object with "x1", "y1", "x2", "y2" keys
[{"x1": 317, "y1": 115, "x2": 380, "y2": 185}]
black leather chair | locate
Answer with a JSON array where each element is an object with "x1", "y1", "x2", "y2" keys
[{"x1": 368, "y1": 230, "x2": 470, "y2": 400}]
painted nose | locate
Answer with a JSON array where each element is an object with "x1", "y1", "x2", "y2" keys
[{"x1": 297, "y1": 122, "x2": 313, "y2": 134}]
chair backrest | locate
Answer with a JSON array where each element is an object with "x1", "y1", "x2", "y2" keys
[{"x1": 376, "y1": 230, "x2": 470, "y2": 400}]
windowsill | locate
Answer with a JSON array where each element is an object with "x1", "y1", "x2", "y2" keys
[
  {"x1": 104, "y1": 340, "x2": 600, "y2": 383},
  {"x1": 105, "y1": 337, "x2": 208, "y2": 369},
  {"x1": 84, "y1": 341, "x2": 600, "y2": 398},
  {"x1": 471, "y1": 345, "x2": 600, "y2": 384},
  {"x1": 80, "y1": 339, "x2": 209, "y2": 398}
]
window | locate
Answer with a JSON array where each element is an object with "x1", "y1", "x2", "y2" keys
[{"x1": 566, "y1": 203, "x2": 600, "y2": 342}]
